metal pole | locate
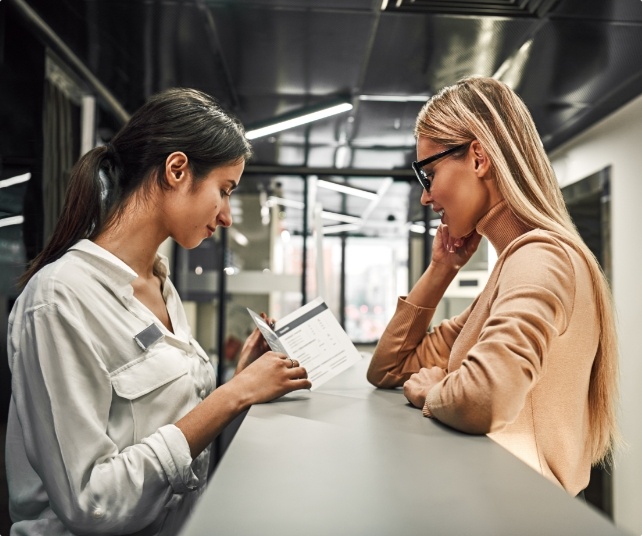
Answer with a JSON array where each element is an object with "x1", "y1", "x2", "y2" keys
[
  {"x1": 302, "y1": 177, "x2": 308, "y2": 305},
  {"x1": 212, "y1": 226, "x2": 228, "y2": 472},
  {"x1": 8, "y1": 0, "x2": 130, "y2": 124},
  {"x1": 216, "y1": 227, "x2": 228, "y2": 388},
  {"x1": 244, "y1": 164, "x2": 413, "y2": 178},
  {"x1": 340, "y1": 234, "x2": 347, "y2": 329}
]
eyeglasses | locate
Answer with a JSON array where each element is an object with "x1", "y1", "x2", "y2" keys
[{"x1": 412, "y1": 144, "x2": 467, "y2": 192}]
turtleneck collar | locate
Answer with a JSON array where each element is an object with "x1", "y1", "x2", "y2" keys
[{"x1": 476, "y1": 200, "x2": 533, "y2": 256}]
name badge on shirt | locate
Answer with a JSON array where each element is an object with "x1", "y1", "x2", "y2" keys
[{"x1": 134, "y1": 323, "x2": 164, "y2": 351}]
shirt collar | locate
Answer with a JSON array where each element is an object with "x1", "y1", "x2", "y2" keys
[{"x1": 68, "y1": 239, "x2": 171, "y2": 300}]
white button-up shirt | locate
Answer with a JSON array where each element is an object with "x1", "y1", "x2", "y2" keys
[{"x1": 6, "y1": 240, "x2": 216, "y2": 535}]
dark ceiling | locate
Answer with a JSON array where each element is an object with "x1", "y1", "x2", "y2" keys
[{"x1": 3, "y1": 0, "x2": 642, "y2": 235}]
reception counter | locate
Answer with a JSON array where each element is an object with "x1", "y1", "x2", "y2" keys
[{"x1": 180, "y1": 356, "x2": 632, "y2": 536}]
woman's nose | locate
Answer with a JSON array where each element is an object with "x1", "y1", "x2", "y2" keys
[
  {"x1": 420, "y1": 188, "x2": 432, "y2": 206},
  {"x1": 218, "y1": 206, "x2": 233, "y2": 228}
]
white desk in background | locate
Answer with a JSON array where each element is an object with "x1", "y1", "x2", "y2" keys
[{"x1": 180, "y1": 356, "x2": 633, "y2": 536}]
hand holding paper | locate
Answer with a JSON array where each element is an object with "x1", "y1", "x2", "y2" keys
[
  {"x1": 248, "y1": 297, "x2": 363, "y2": 390},
  {"x1": 235, "y1": 312, "x2": 276, "y2": 374}
]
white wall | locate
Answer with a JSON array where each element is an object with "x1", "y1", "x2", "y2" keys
[{"x1": 550, "y1": 94, "x2": 642, "y2": 535}]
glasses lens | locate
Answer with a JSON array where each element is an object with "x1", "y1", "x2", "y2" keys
[{"x1": 413, "y1": 164, "x2": 430, "y2": 191}]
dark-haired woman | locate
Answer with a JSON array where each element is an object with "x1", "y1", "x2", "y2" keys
[{"x1": 6, "y1": 88, "x2": 311, "y2": 536}]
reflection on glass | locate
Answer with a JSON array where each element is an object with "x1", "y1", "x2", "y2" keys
[
  {"x1": 180, "y1": 175, "x2": 419, "y2": 373},
  {"x1": 343, "y1": 238, "x2": 408, "y2": 343}
]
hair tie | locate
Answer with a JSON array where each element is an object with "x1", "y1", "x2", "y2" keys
[
  {"x1": 100, "y1": 143, "x2": 123, "y2": 210},
  {"x1": 104, "y1": 142, "x2": 123, "y2": 170}
]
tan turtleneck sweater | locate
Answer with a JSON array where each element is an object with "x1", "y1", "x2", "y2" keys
[{"x1": 367, "y1": 201, "x2": 599, "y2": 495}]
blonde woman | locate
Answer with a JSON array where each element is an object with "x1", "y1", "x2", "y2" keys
[{"x1": 367, "y1": 76, "x2": 618, "y2": 497}]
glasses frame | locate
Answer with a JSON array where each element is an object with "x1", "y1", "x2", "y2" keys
[{"x1": 412, "y1": 144, "x2": 467, "y2": 192}]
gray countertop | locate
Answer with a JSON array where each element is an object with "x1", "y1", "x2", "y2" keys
[{"x1": 180, "y1": 356, "x2": 632, "y2": 536}]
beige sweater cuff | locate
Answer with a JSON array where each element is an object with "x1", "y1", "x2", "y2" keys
[
  {"x1": 422, "y1": 398, "x2": 433, "y2": 418},
  {"x1": 422, "y1": 384, "x2": 442, "y2": 418}
]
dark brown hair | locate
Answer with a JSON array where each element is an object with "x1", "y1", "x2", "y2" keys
[{"x1": 21, "y1": 87, "x2": 252, "y2": 285}]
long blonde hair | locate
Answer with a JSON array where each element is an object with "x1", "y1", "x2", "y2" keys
[{"x1": 415, "y1": 76, "x2": 619, "y2": 465}]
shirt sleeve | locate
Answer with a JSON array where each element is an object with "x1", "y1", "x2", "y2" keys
[
  {"x1": 10, "y1": 301, "x2": 201, "y2": 534},
  {"x1": 367, "y1": 296, "x2": 472, "y2": 388},
  {"x1": 425, "y1": 237, "x2": 574, "y2": 433}
]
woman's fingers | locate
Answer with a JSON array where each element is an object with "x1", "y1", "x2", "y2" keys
[
  {"x1": 282, "y1": 356, "x2": 299, "y2": 368},
  {"x1": 283, "y1": 357, "x2": 308, "y2": 377},
  {"x1": 277, "y1": 354, "x2": 310, "y2": 383},
  {"x1": 290, "y1": 377, "x2": 312, "y2": 390},
  {"x1": 260, "y1": 312, "x2": 277, "y2": 330}
]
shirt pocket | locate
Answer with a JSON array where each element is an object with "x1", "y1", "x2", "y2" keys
[
  {"x1": 111, "y1": 350, "x2": 189, "y2": 399},
  {"x1": 109, "y1": 350, "x2": 191, "y2": 444}
]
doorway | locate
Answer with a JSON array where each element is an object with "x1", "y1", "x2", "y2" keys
[{"x1": 562, "y1": 166, "x2": 612, "y2": 518}]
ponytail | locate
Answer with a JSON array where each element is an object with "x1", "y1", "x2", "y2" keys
[{"x1": 20, "y1": 145, "x2": 116, "y2": 286}]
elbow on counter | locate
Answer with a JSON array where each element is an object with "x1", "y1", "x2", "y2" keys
[
  {"x1": 47, "y1": 487, "x2": 156, "y2": 536},
  {"x1": 366, "y1": 356, "x2": 403, "y2": 389},
  {"x1": 53, "y1": 507, "x2": 133, "y2": 536},
  {"x1": 366, "y1": 364, "x2": 385, "y2": 387},
  {"x1": 434, "y1": 399, "x2": 515, "y2": 436}
]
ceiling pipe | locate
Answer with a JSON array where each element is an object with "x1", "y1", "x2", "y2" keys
[
  {"x1": 243, "y1": 165, "x2": 413, "y2": 178},
  {"x1": 194, "y1": 0, "x2": 241, "y2": 110},
  {"x1": 8, "y1": 0, "x2": 131, "y2": 124}
]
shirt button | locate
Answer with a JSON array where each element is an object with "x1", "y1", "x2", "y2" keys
[{"x1": 92, "y1": 508, "x2": 104, "y2": 519}]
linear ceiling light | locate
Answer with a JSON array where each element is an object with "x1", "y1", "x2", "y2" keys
[
  {"x1": 321, "y1": 211, "x2": 361, "y2": 224},
  {"x1": 359, "y1": 94, "x2": 430, "y2": 103},
  {"x1": 245, "y1": 101, "x2": 353, "y2": 140},
  {"x1": 266, "y1": 196, "x2": 305, "y2": 210},
  {"x1": 323, "y1": 223, "x2": 361, "y2": 235},
  {"x1": 493, "y1": 39, "x2": 533, "y2": 89},
  {"x1": 230, "y1": 228, "x2": 249, "y2": 246},
  {"x1": 0, "y1": 215, "x2": 25, "y2": 228},
  {"x1": 317, "y1": 179, "x2": 379, "y2": 200},
  {"x1": 0, "y1": 172, "x2": 31, "y2": 189}
]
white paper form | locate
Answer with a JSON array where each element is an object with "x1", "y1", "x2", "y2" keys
[{"x1": 247, "y1": 297, "x2": 362, "y2": 390}]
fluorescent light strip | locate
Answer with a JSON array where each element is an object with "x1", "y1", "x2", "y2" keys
[
  {"x1": 321, "y1": 211, "x2": 361, "y2": 224},
  {"x1": 359, "y1": 94, "x2": 429, "y2": 103},
  {"x1": 323, "y1": 223, "x2": 361, "y2": 235},
  {"x1": 317, "y1": 179, "x2": 379, "y2": 200},
  {"x1": 0, "y1": 173, "x2": 31, "y2": 189},
  {"x1": 493, "y1": 39, "x2": 533, "y2": 88},
  {"x1": 0, "y1": 215, "x2": 25, "y2": 228},
  {"x1": 267, "y1": 196, "x2": 305, "y2": 210},
  {"x1": 230, "y1": 228, "x2": 249, "y2": 246},
  {"x1": 245, "y1": 103, "x2": 353, "y2": 140}
]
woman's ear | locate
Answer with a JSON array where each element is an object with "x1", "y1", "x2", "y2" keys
[
  {"x1": 165, "y1": 152, "x2": 190, "y2": 188},
  {"x1": 469, "y1": 140, "x2": 491, "y2": 178}
]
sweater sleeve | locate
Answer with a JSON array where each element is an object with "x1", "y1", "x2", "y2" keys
[
  {"x1": 367, "y1": 296, "x2": 472, "y2": 388},
  {"x1": 10, "y1": 302, "x2": 200, "y2": 534},
  {"x1": 425, "y1": 236, "x2": 574, "y2": 433}
]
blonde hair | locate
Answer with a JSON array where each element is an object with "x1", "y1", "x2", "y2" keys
[{"x1": 415, "y1": 76, "x2": 619, "y2": 465}]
